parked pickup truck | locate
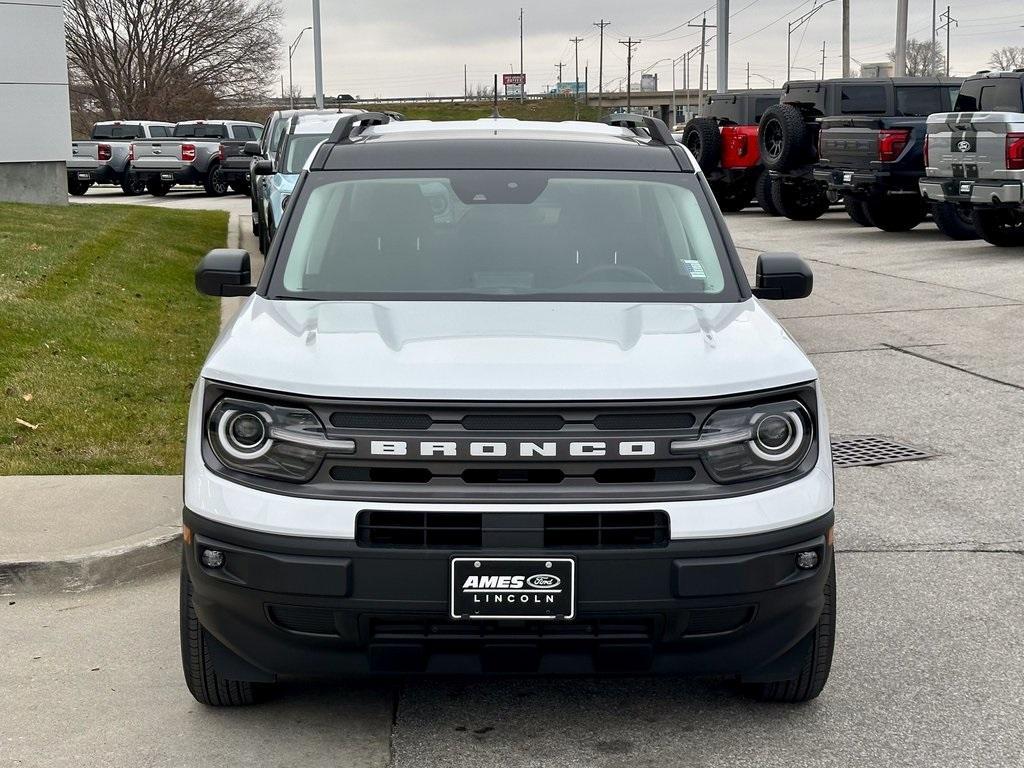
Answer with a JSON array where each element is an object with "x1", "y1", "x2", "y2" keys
[
  {"x1": 67, "y1": 121, "x2": 174, "y2": 196},
  {"x1": 759, "y1": 78, "x2": 958, "y2": 223},
  {"x1": 680, "y1": 90, "x2": 782, "y2": 214},
  {"x1": 919, "y1": 71, "x2": 1024, "y2": 246},
  {"x1": 812, "y1": 78, "x2": 973, "y2": 237},
  {"x1": 131, "y1": 120, "x2": 263, "y2": 196}
]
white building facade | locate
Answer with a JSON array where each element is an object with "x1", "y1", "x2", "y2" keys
[{"x1": 0, "y1": 0, "x2": 72, "y2": 204}]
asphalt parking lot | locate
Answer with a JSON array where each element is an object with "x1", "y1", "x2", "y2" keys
[{"x1": 4, "y1": 200, "x2": 1022, "y2": 768}]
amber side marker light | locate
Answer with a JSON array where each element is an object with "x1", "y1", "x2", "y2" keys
[
  {"x1": 183, "y1": 524, "x2": 193, "y2": 545},
  {"x1": 826, "y1": 526, "x2": 835, "y2": 547}
]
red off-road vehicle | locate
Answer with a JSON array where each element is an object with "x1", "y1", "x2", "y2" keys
[{"x1": 679, "y1": 90, "x2": 782, "y2": 214}]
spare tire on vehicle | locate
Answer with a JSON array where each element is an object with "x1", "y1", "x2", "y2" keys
[
  {"x1": 681, "y1": 118, "x2": 721, "y2": 170},
  {"x1": 759, "y1": 104, "x2": 810, "y2": 172},
  {"x1": 931, "y1": 202, "x2": 978, "y2": 240},
  {"x1": 771, "y1": 178, "x2": 830, "y2": 221}
]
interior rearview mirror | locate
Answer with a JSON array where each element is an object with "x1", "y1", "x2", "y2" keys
[
  {"x1": 253, "y1": 159, "x2": 274, "y2": 175},
  {"x1": 243, "y1": 140, "x2": 262, "y2": 156},
  {"x1": 752, "y1": 252, "x2": 813, "y2": 300},
  {"x1": 195, "y1": 249, "x2": 255, "y2": 297}
]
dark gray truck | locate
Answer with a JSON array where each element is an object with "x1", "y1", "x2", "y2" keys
[
  {"x1": 812, "y1": 78, "x2": 974, "y2": 237},
  {"x1": 758, "y1": 78, "x2": 961, "y2": 225},
  {"x1": 130, "y1": 120, "x2": 263, "y2": 196},
  {"x1": 67, "y1": 121, "x2": 174, "y2": 196}
]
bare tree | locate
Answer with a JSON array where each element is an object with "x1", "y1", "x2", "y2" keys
[
  {"x1": 888, "y1": 38, "x2": 945, "y2": 77},
  {"x1": 989, "y1": 46, "x2": 1024, "y2": 71},
  {"x1": 65, "y1": 0, "x2": 282, "y2": 121}
]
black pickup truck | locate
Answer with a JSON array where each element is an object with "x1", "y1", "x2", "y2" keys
[
  {"x1": 813, "y1": 78, "x2": 975, "y2": 237},
  {"x1": 758, "y1": 77, "x2": 966, "y2": 231}
]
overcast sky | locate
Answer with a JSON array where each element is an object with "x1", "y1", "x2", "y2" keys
[{"x1": 279, "y1": 0, "x2": 1024, "y2": 98}]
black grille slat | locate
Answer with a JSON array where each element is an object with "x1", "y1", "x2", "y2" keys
[
  {"x1": 268, "y1": 606, "x2": 337, "y2": 635},
  {"x1": 461, "y1": 414, "x2": 566, "y2": 431},
  {"x1": 357, "y1": 510, "x2": 669, "y2": 549},
  {"x1": 370, "y1": 618, "x2": 655, "y2": 642},
  {"x1": 594, "y1": 412, "x2": 696, "y2": 430},
  {"x1": 683, "y1": 606, "x2": 754, "y2": 636},
  {"x1": 330, "y1": 411, "x2": 432, "y2": 430}
]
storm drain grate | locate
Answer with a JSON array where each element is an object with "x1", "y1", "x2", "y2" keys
[{"x1": 830, "y1": 436, "x2": 935, "y2": 468}]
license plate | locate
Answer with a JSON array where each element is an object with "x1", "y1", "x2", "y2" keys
[
  {"x1": 450, "y1": 557, "x2": 575, "y2": 620},
  {"x1": 842, "y1": 171, "x2": 853, "y2": 183},
  {"x1": 76, "y1": 172, "x2": 91, "y2": 180},
  {"x1": 160, "y1": 172, "x2": 174, "y2": 181}
]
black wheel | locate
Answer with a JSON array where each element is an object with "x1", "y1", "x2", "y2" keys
[
  {"x1": 120, "y1": 171, "x2": 147, "y2": 196},
  {"x1": 712, "y1": 178, "x2": 755, "y2": 212},
  {"x1": 931, "y1": 202, "x2": 978, "y2": 240},
  {"x1": 756, "y1": 170, "x2": 781, "y2": 216},
  {"x1": 746, "y1": 558, "x2": 835, "y2": 703},
  {"x1": 146, "y1": 178, "x2": 172, "y2": 196},
  {"x1": 971, "y1": 207, "x2": 1024, "y2": 247},
  {"x1": 771, "y1": 178, "x2": 830, "y2": 221},
  {"x1": 844, "y1": 198, "x2": 872, "y2": 227},
  {"x1": 863, "y1": 196, "x2": 927, "y2": 232},
  {"x1": 180, "y1": 558, "x2": 259, "y2": 706},
  {"x1": 758, "y1": 104, "x2": 810, "y2": 172},
  {"x1": 67, "y1": 178, "x2": 91, "y2": 196},
  {"x1": 681, "y1": 118, "x2": 721, "y2": 171},
  {"x1": 204, "y1": 164, "x2": 229, "y2": 196},
  {"x1": 229, "y1": 181, "x2": 251, "y2": 196}
]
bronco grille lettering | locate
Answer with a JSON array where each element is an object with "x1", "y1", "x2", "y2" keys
[{"x1": 367, "y1": 440, "x2": 658, "y2": 458}]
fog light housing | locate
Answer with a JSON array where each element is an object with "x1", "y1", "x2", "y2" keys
[
  {"x1": 201, "y1": 549, "x2": 225, "y2": 568},
  {"x1": 795, "y1": 550, "x2": 819, "y2": 570}
]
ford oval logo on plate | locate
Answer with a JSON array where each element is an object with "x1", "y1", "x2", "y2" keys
[
  {"x1": 957, "y1": 140, "x2": 971, "y2": 152},
  {"x1": 526, "y1": 574, "x2": 561, "y2": 589}
]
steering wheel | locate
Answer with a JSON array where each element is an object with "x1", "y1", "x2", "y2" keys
[{"x1": 571, "y1": 264, "x2": 659, "y2": 286}]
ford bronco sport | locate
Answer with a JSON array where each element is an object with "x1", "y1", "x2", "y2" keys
[
  {"x1": 919, "y1": 71, "x2": 1024, "y2": 246},
  {"x1": 182, "y1": 113, "x2": 836, "y2": 706}
]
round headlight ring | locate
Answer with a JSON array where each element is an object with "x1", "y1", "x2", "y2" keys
[
  {"x1": 749, "y1": 411, "x2": 805, "y2": 462},
  {"x1": 217, "y1": 409, "x2": 273, "y2": 460}
]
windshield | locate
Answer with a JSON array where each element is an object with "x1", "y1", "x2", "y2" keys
[
  {"x1": 173, "y1": 124, "x2": 227, "y2": 138},
  {"x1": 91, "y1": 124, "x2": 145, "y2": 139},
  {"x1": 282, "y1": 134, "x2": 329, "y2": 173},
  {"x1": 271, "y1": 171, "x2": 737, "y2": 302}
]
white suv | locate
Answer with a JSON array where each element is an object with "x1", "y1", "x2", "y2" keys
[{"x1": 181, "y1": 113, "x2": 835, "y2": 706}]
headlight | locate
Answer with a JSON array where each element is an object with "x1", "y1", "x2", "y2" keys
[
  {"x1": 671, "y1": 399, "x2": 814, "y2": 483},
  {"x1": 207, "y1": 398, "x2": 353, "y2": 482}
]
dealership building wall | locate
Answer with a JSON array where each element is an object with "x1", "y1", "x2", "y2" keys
[{"x1": 0, "y1": 0, "x2": 72, "y2": 204}]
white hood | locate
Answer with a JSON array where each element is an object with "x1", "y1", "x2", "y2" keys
[{"x1": 201, "y1": 297, "x2": 817, "y2": 400}]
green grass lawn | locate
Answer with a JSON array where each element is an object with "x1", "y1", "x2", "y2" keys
[
  {"x1": 0, "y1": 202, "x2": 226, "y2": 475},
  {"x1": 379, "y1": 97, "x2": 601, "y2": 123}
]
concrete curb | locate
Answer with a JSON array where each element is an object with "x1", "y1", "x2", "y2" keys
[{"x1": 0, "y1": 529, "x2": 181, "y2": 596}]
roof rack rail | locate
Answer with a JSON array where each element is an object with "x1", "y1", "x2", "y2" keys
[
  {"x1": 326, "y1": 111, "x2": 393, "y2": 145},
  {"x1": 602, "y1": 113, "x2": 675, "y2": 146}
]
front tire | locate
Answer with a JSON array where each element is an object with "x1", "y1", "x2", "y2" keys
[
  {"x1": 180, "y1": 558, "x2": 258, "y2": 707},
  {"x1": 971, "y1": 207, "x2": 1024, "y2": 247},
  {"x1": 844, "y1": 197, "x2": 872, "y2": 226},
  {"x1": 712, "y1": 178, "x2": 755, "y2": 212},
  {"x1": 756, "y1": 170, "x2": 781, "y2": 216},
  {"x1": 747, "y1": 558, "x2": 836, "y2": 703},
  {"x1": 771, "y1": 178, "x2": 830, "y2": 221},
  {"x1": 864, "y1": 195, "x2": 927, "y2": 232},
  {"x1": 204, "y1": 164, "x2": 229, "y2": 197}
]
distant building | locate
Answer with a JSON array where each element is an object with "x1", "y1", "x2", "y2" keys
[
  {"x1": 860, "y1": 62, "x2": 896, "y2": 78},
  {"x1": 640, "y1": 73, "x2": 658, "y2": 92},
  {"x1": 0, "y1": 0, "x2": 72, "y2": 204}
]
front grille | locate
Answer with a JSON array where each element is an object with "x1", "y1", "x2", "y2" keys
[
  {"x1": 356, "y1": 509, "x2": 670, "y2": 549},
  {"x1": 370, "y1": 618, "x2": 656, "y2": 643},
  {"x1": 267, "y1": 605, "x2": 336, "y2": 635},
  {"x1": 683, "y1": 606, "x2": 754, "y2": 636},
  {"x1": 331, "y1": 464, "x2": 695, "y2": 487}
]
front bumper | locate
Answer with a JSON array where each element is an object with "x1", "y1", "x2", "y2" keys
[
  {"x1": 920, "y1": 178, "x2": 1024, "y2": 208},
  {"x1": 184, "y1": 507, "x2": 834, "y2": 681}
]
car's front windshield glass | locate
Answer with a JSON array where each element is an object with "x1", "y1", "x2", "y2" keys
[
  {"x1": 283, "y1": 134, "x2": 328, "y2": 173},
  {"x1": 271, "y1": 171, "x2": 736, "y2": 302}
]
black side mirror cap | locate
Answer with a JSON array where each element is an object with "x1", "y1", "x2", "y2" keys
[
  {"x1": 195, "y1": 249, "x2": 255, "y2": 297},
  {"x1": 253, "y1": 159, "x2": 274, "y2": 175},
  {"x1": 752, "y1": 252, "x2": 813, "y2": 300},
  {"x1": 243, "y1": 140, "x2": 262, "y2": 156}
]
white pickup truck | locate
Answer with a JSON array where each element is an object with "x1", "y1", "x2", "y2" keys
[
  {"x1": 920, "y1": 71, "x2": 1024, "y2": 246},
  {"x1": 67, "y1": 121, "x2": 174, "y2": 196}
]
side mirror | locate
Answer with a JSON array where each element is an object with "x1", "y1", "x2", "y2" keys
[
  {"x1": 243, "y1": 140, "x2": 262, "y2": 156},
  {"x1": 195, "y1": 249, "x2": 254, "y2": 297},
  {"x1": 752, "y1": 252, "x2": 813, "y2": 300},
  {"x1": 253, "y1": 159, "x2": 274, "y2": 175}
]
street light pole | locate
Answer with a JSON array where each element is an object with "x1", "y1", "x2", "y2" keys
[
  {"x1": 288, "y1": 26, "x2": 312, "y2": 109},
  {"x1": 786, "y1": 0, "x2": 836, "y2": 82},
  {"x1": 311, "y1": 0, "x2": 323, "y2": 108}
]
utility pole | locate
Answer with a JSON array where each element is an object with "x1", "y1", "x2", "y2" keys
[
  {"x1": 584, "y1": 64, "x2": 589, "y2": 105},
  {"x1": 842, "y1": 0, "x2": 850, "y2": 76},
  {"x1": 746, "y1": 61, "x2": 750, "y2": 89},
  {"x1": 716, "y1": 0, "x2": 729, "y2": 93},
  {"x1": 931, "y1": 0, "x2": 937, "y2": 75},
  {"x1": 894, "y1": 0, "x2": 909, "y2": 76},
  {"x1": 311, "y1": 0, "x2": 324, "y2": 108},
  {"x1": 687, "y1": 16, "x2": 713, "y2": 112},
  {"x1": 787, "y1": 0, "x2": 835, "y2": 82},
  {"x1": 519, "y1": 8, "x2": 525, "y2": 102},
  {"x1": 593, "y1": 19, "x2": 610, "y2": 113},
  {"x1": 464, "y1": 64, "x2": 468, "y2": 100},
  {"x1": 938, "y1": 6, "x2": 958, "y2": 77},
  {"x1": 821, "y1": 41, "x2": 826, "y2": 79},
  {"x1": 619, "y1": 37, "x2": 640, "y2": 111},
  {"x1": 570, "y1": 36, "x2": 583, "y2": 115},
  {"x1": 556, "y1": 62, "x2": 565, "y2": 87}
]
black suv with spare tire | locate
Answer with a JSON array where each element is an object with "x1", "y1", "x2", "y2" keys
[{"x1": 759, "y1": 77, "x2": 966, "y2": 228}]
